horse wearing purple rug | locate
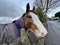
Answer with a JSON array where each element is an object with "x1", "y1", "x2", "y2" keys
[
  {"x1": 0, "y1": 17, "x2": 25, "y2": 44},
  {"x1": 0, "y1": 3, "x2": 48, "y2": 45}
]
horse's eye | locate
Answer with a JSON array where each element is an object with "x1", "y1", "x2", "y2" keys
[{"x1": 26, "y1": 16, "x2": 32, "y2": 18}]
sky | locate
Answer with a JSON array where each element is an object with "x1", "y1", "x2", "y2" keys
[
  {"x1": 47, "y1": 6, "x2": 60, "y2": 18},
  {"x1": 0, "y1": 0, "x2": 34, "y2": 24},
  {"x1": 35, "y1": 0, "x2": 60, "y2": 18},
  {"x1": 0, "y1": 0, "x2": 60, "y2": 24}
]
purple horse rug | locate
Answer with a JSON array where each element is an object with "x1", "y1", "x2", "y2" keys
[{"x1": 0, "y1": 18, "x2": 25, "y2": 44}]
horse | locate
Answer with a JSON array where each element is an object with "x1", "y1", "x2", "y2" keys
[
  {"x1": 0, "y1": 3, "x2": 48, "y2": 44},
  {"x1": 22, "y1": 3, "x2": 48, "y2": 38}
]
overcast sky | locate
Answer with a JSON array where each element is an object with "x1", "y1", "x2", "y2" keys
[
  {"x1": 47, "y1": 6, "x2": 60, "y2": 18},
  {"x1": 0, "y1": 0, "x2": 34, "y2": 24},
  {"x1": 0, "y1": 0, "x2": 60, "y2": 24}
]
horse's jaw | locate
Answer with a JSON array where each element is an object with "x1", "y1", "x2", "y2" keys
[
  {"x1": 34, "y1": 29, "x2": 47, "y2": 38},
  {"x1": 28, "y1": 28, "x2": 46, "y2": 38}
]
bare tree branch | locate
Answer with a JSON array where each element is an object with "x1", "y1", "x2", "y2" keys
[{"x1": 34, "y1": 0, "x2": 60, "y2": 15}]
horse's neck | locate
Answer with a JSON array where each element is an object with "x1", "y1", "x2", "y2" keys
[{"x1": 14, "y1": 18, "x2": 25, "y2": 29}]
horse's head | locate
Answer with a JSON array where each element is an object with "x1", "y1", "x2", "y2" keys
[{"x1": 22, "y1": 3, "x2": 48, "y2": 38}]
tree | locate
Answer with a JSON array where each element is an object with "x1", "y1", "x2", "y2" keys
[
  {"x1": 55, "y1": 12, "x2": 60, "y2": 18},
  {"x1": 34, "y1": 0, "x2": 60, "y2": 15},
  {"x1": 35, "y1": 7, "x2": 43, "y2": 22},
  {"x1": 35, "y1": 7, "x2": 46, "y2": 23}
]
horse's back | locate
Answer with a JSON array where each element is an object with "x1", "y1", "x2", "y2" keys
[
  {"x1": 5, "y1": 23, "x2": 20, "y2": 42},
  {"x1": 0, "y1": 23, "x2": 19, "y2": 43}
]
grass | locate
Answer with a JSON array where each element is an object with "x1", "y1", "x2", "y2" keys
[
  {"x1": 40, "y1": 38, "x2": 45, "y2": 45},
  {"x1": 20, "y1": 28, "x2": 31, "y2": 45}
]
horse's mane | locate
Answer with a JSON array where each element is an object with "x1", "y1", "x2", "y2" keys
[
  {"x1": 29, "y1": 10, "x2": 38, "y2": 15},
  {"x1": 22, "y1": 10, "x2": 38, "y2": 17}
]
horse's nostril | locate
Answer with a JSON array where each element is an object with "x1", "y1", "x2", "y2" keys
[{"x1": 42, "y1": 32, "x2": 44, "y2": 35}]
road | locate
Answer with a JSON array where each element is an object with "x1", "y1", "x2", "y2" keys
[{"x1": 45, "y1": 20, "x2": 60, "y2": 45}]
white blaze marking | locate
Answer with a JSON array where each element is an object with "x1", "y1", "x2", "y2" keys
[{"x1": 30, "y1": 12, "x2": 48, "y2": 37}]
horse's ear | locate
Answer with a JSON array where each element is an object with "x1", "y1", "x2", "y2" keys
[
  {"x1": 32, "y1": 6, "x2": 35, "y2": 11},
  {"x1": 12, "y1": 20, "x2": 17, "y2": 23},
  {"x1": 26, "y1": 3, "x2": 30, "y2": 12}
]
